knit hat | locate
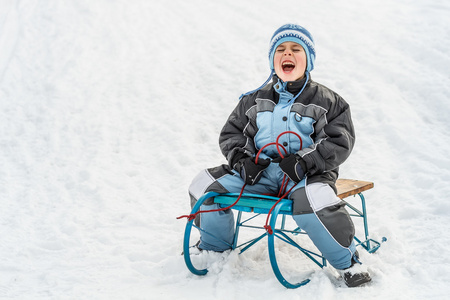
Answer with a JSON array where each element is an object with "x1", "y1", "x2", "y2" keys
[
  {"x1": 239, "y1": 24, "x2": 315, "y2": 100},
  {"x1": 268, "y1": 24, "x2": 316, "y2": 72}
]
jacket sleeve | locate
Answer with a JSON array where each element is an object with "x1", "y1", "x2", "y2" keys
[
  {"x1": 298, "y1": 95, "x2": 355, "y2": 175},
  {"x1": 219, "y1": 96, "x2": 257, "y2": 168}
]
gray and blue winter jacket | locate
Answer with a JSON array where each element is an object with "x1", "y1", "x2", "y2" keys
[{"x1": 219, "y1": 75, "x2": 355, "y2": 192}]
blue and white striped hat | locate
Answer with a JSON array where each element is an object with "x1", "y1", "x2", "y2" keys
[{"x1": 268, "y1": 24, "x2": 316, "y2": 72}]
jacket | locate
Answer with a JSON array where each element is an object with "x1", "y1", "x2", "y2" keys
[{"x1": 219, "y1": 75, "x2": 355, "y2": 192}]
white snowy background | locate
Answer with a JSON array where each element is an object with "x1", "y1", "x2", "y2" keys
[{"x1": 1, "y1": 0, "x2": 449, "y2": 299}]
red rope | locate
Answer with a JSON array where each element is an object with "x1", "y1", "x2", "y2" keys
[
  {"x1": 177, "y1": 184, "x2": 247, "y2": 221},
  {"x1": 255, "y1": 142, "x2": 287, "y2": 164},
  {"x1": 275, "y1": 131, "x2": 302, "y2": 158},
  {"x1": 177, "y1": 131, "x2": 303, "y2": 236},
  {"x1": 263, "y1": 183, "x2": 298, "y2": 234}
]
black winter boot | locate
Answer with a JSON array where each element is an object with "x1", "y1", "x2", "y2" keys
[
  {"x1": 342, "y1": 251, "x2": 372, "y2": 287},
  {"x1": 343, "y1": 271, "x2": 372, "y2": 287}
]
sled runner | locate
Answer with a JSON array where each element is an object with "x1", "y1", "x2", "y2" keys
[{"x1": 182, "y1": 179, "x2": 384, "y2": 288}]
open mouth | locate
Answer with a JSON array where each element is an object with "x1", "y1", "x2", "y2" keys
[{"x1": 282, "y1": 61, "x2": 295, "y2": 72}]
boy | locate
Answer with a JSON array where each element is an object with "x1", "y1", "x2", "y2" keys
[{"x1": 188, "y1": 24, "x2": 371, "y2": 287}]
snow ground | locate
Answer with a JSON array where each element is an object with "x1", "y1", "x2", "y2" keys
[{"x1": 1, "y1": 0, "x2": 449, "y2": 299}]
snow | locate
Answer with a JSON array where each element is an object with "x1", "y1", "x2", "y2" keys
[{"x1": 1, "y1": 0, "x2": 449, "y2": 299}]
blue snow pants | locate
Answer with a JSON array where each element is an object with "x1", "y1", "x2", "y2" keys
[{"x1": 188, "y1": 163, "x2": 357, "y2": 270}]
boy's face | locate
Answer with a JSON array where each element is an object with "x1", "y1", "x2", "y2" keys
[{"x1": 273, "y1": 41, "x2": 307, "y2": 82}]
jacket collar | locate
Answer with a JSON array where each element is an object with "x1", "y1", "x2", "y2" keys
[{"x1": 272, "y1": 74, "x2": 309, "y2": 95}]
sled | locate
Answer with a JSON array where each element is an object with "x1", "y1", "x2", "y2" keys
[{"x1": 182, "y1": 179, "x2": 384, "y2": 288}]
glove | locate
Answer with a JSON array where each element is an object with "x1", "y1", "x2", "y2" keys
[
  {"x1": 273, "y1": 154, "x2": 307, "y2": 183},
  {"x1": 235, "y1": 156, "x2": 270, "y2": 185}
]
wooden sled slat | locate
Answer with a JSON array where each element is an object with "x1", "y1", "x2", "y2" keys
[{"x1": 336, "y1": 179, "x2": 374, "y2": 200}]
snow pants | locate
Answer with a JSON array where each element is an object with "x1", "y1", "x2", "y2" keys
[{"x1": 188, "y1": 163, "x2": 357, "y2": 270}]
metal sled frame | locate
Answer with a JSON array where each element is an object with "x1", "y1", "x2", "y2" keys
[{"x1": 183, "y1": 179, "x2": 384, "y2": 289}]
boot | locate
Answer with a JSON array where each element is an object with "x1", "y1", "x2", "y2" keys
[
  {"x1": 343, "y1": 271, "x2": 372, "y2": 287},
  {"x1": 342, "y1": 251, "x2": 372, "y2": 287}
]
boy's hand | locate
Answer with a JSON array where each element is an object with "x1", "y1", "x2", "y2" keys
[
  {"x1": 273, "y1": 154, "x2": 307, "y2": 183},
  {"x1": 236, "y1": 157, "x2": 270, "y2": 185}
]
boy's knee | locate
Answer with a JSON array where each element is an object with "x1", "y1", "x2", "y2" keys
[
  {"x1": 290, "y1": 188, "x2": 313, "y2": 214},
  {"x1": 189, "y1": 165, "x2": 233, "y2": 201},
  {"x1": 189, "y1": 169, "x2": 214, "y2": 201}
]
